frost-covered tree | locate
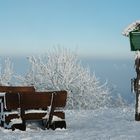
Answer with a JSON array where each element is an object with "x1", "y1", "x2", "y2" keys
[
  {"x1": 0, "y1": 57, "x2": 13, "y2": 86},
  {"x1": 16, "y1": 48, "x2": 112, "y2": 109}
]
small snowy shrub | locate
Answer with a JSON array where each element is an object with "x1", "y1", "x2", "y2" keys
[
  {"x1": 0, "y1": 57, "x2": 13, "y2": 86},
  {"x1": 16, "y1": 48, "x2": 113, "y2": 109}
]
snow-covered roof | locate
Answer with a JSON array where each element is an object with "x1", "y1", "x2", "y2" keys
[{"x1": 122, "y1": 20, "x2": 140, "y2": 37}]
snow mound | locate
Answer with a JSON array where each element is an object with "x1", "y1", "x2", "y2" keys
[{"x1": 122, "y1": 20, "x2": 140, "y2": 37}]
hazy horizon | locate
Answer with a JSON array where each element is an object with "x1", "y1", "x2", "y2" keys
[{"x1": 0, "y1": 55, "x2": 134, "y2": 103}]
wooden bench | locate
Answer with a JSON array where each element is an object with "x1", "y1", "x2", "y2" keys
[
  {"x1": 0, "y1": 90, "x2": 67, "y2": 130},
  {"x1": 0, "y1": 92, "x2": 21, "y2": 129},
  {"x1": 0, "y1": 86, "x2": 36, "y2": 128},
  {"x1": 20, "y1": 91, "x2": 67, "y2": 130}
]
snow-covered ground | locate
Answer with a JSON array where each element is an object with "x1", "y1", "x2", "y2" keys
[{"x1": 0, "y1": 107, "x2": 140, "y2": 140}]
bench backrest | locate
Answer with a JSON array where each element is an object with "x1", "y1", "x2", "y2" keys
[
  {"x1": 52, "y1": 91, "x2": 67, "y2": 107},
  {"x1": 4, "y1": 90, "x2": 67, "y2": 111},
  {"x1": 20, "y1": 91, "x2": 67, "y2": 109},
  {"x1": 20, "y1": 93, "x2": 51, "y2": 109},
  {"x1": 0, "y1": 86, "x2": 35, "y2": 93},
  {"x1": 5, "y1": 93, "x2": 19, "y2": 110}
]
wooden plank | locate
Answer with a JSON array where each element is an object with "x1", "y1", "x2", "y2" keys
[
  {"x1": 36, "y1": 90, "x2": 67, "y2": 107},
  {"x1": 53, "y1": 111, "x2": 65, "y2": 119},
  {"x1": 53, "y1": 91, "x2": 67, "y2": 107},
  {"x1": 20, "y1": 91, "x2": 67, "y2": 111},
  {"x1": 0, "y1": 86, "x2": 35, "y2": 93},
  {"x1": 5, "y1": 93, "x2": 19, "y2": 110},
  {"x1": 23, "y1": 113, "x2": 47, "y2": 120},
  {"x1": 20, "y1": 93, "x2": 52, "y2": 109}
]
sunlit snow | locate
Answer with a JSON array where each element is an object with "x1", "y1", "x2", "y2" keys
[{"x1": 0, "y1": 107, "x2": 140, "y2": 140}]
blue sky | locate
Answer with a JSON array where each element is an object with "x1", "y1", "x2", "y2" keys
[{"x1": 0, "y1": 0, "x2": 140, "y2": 59}]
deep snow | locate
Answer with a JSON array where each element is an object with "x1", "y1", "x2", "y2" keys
[{"x1": 0, "y1": 106, "x2": 140, "y2": 140}]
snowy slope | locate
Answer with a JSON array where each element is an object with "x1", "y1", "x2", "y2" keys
[{"x1": 0, "y1": 107, "x2": 140, "y2": 140}]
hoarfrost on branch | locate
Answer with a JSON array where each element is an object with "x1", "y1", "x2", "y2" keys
[{"x1": 16, "y1": 47, "x2": 111, "y2": 109}]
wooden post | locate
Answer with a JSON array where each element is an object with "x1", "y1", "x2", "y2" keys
[
  {"x1": 47, "y1": 92, "x2": 55, "y2": 129},
  {"x1": 134, "y1": 55, "x2": 140, "y2": 121}
]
